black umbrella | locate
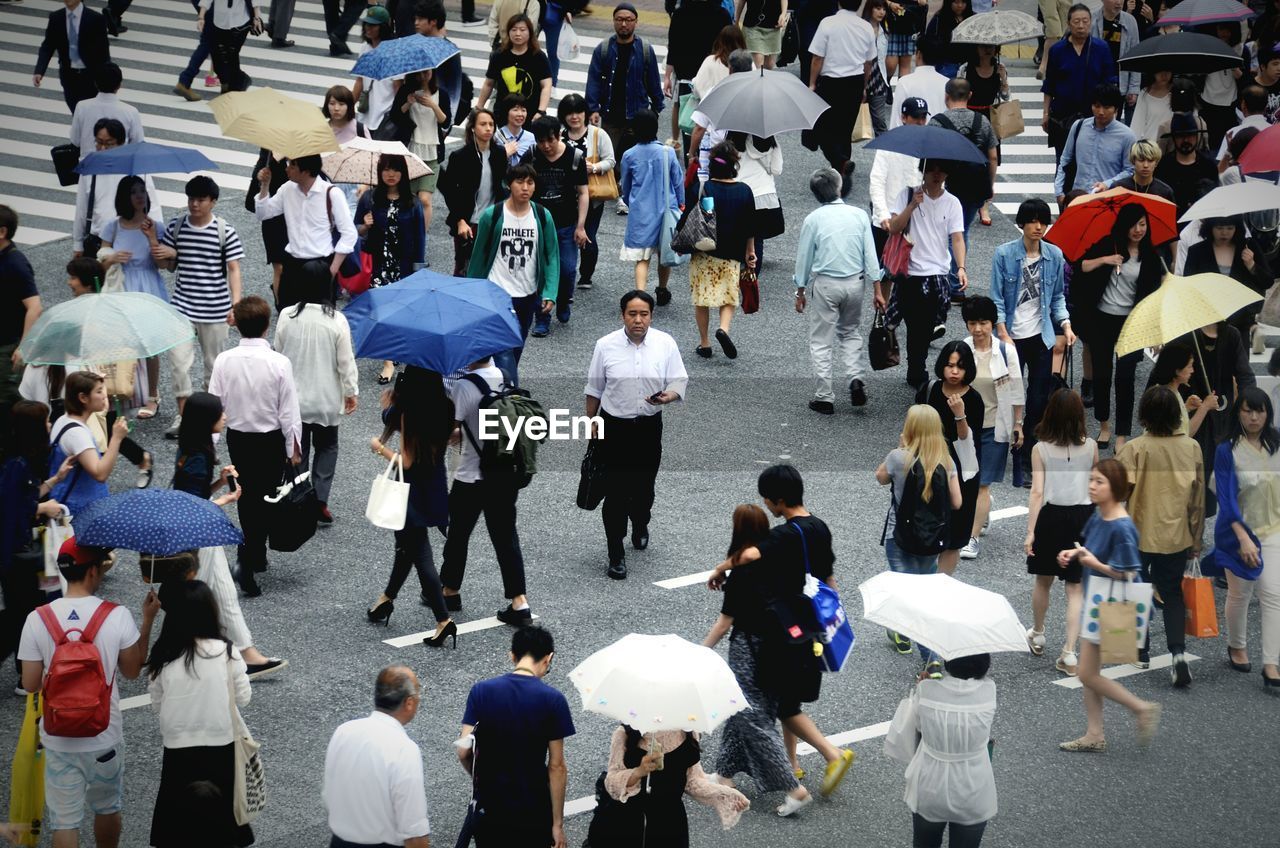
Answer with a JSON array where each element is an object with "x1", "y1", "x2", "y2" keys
[{"x1": 1118, "y1": 32, "x2": 1244, "y2": 74}]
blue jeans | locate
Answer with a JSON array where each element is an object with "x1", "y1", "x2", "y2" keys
[
  {"x1": 492, "y1": 292, "x2": 540, "y2": 386},
  {"x1": 543, "y1": 3, "x2": 566, "y2": 86},
  {"x1": 885, "y1": 538, "x2": 939, "y2": 664},
  {"x1": 178, "y1": 0, "x2": 213, "y2": 87},
  {"x1": 949, "y1": 202, "x2": 980, "y2": 298},
  {"x1": 535, "y1": 224, "x2": 578, "y2": 331}
]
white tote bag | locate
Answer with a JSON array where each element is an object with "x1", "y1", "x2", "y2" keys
[
  {"x1": 226, "y1": 659, "x2": 266, "y2": 825},
  {"x1": 365, "y1": 453, "x2": 410, "y2": 531}
]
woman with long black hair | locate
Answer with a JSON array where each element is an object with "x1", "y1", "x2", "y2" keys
[
  {"x1": 1184, "y1": 215, "x2": 1273, "y2": 343},
  {"x1": 1073, "y1": 204, "x2": 1164, "y2": 451},
  {"x1": 923, "y1": 0, "x2": 975, "y2": 78}
]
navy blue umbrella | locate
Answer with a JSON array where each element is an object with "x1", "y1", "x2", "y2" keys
[
  {"x1": 343, "y1": 270, "x2": 523, "y2": 375},
  {"x1": 863, "y1": 125, "x2": 987, "y2": 165},
  {"x1": 73, "y1": 490, "x2": 243, "y2": 555},
  {"x1": 76, "y1": 141, "x2": 219, "y2": 176},
  {"x1": 351, "y1": 35, "x2": 461, "y2": 81}
]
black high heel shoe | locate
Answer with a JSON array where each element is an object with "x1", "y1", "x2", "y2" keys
[
  {"x1": 367, "y1": 599, "x2": 393, "y2": 625},
  {"x1": 424, "y1": 620, "x2": 458, "y2": 649}
]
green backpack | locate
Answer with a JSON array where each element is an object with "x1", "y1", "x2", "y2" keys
[{"x1": 460, "y1": 373, "x2": 545, "y2": 489}]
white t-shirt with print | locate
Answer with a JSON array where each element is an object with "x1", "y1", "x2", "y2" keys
[
  {"x1": 1009, "y1": 256, "x2": 1044, "y2": 340},
  {"x1": 487, "y1": 205, "x2": 539, "y2": 298},
  {"x1": 18, "y1": 596, "x2": 140, "y2": 752}
]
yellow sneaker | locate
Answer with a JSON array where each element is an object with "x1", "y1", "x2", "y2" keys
[
  {"x1": 793, "y1": 767, "x2": 805, "y2": 780},
  {"x1": 820, "y1": 749, "x2": 855, "y2": 797}
]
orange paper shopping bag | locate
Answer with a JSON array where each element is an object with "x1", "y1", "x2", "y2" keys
[{"x1": 1183, "y1": 560, "x2": 1220, "y2": 639}]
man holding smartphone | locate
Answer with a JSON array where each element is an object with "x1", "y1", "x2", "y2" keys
[{"x1": 584, "y1": 290, "x2": 689, "y2": 579}]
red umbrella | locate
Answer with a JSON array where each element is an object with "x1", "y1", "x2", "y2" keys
[
  {"x1": 1238, "y1": 122, "x2": 1280, "y2": 175},
  {"x1": 1044, "y1": 188, "x2": 1179, "y2": 262}
]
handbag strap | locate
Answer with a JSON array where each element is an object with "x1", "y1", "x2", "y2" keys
[{"x1": 788, "y1": 519, "x2": 812, "y2": 577}]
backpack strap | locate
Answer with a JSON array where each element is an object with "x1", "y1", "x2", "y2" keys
[
  {"x1": 788, "y1": 519, "x2": 812, "y2": 576},
  {"x1": 37, "y1": 604, "x2": 67, "y2": 645},
  {"x1": 79, "y1": 601, "x2": 117, "y2": 644},
  {"x1": 51, "y1": 420, "x2": 88, "y2": 494},
  {"x1": 459, "y1": 372, "x2": 495, "y2": 456},
  {"x1": 216, "y1": 215, "x2": 227, "y2": 278}
]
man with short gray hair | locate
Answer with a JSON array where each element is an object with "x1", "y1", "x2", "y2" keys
[
  {"x1": 794, "y1": 166, "x2": 881, "y2": 415},
  {"x1": 323, "y1": 665, "x2": 430, "y2": 848}
]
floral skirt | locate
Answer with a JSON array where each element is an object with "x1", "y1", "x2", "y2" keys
[{"x1": 689, "y1": 253, "x2": 740, "y2": 308}]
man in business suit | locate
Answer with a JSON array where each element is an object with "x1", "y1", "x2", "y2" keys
[{"x1": 33, "y1": 0, "x2": 112, "y2": 113}]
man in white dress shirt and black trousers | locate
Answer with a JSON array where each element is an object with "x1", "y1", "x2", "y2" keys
[
  {"x1": 323, "y1": 665, "x2": 430, "y2": 848},
  {"x1": 208, "y1": 296, "x2": 302, "y2": 596},
  {"x1": 585, "y1": 290, "x2": 689, "y2": 579}
]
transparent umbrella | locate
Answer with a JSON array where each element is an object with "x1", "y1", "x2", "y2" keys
[{"x1": 17, "y1": 292, "x2": 194, "y2": 366}]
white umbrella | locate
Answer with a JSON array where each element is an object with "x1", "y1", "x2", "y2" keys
[
  {"x1": 857, "y1": 572, "x2": 1029, "y2": 660},
  {"x1": 951, "y1": 10, "x2": 1044, "y2": 45},
  {"x1": 1179, "y1": 180, "x2": 1280, "y2": 223},
  {"x1": 322, "y1": 136, "x2": 432, "y2": 184},
  {"x1": 568, "y1": 634, "x2": 748, "y2": 735}
]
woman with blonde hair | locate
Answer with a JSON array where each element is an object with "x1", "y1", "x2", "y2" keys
[{"x1": 876, "y1": 404, "x2": 963, "y2": 673}]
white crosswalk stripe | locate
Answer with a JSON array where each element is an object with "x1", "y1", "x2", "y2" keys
[{"x1": 2, "y1": 0, "x2": 1064, "y2": 246}]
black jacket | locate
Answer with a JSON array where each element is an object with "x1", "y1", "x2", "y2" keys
[
  {"x1": 1071, "y1": 238, "x2": 1165, "y2": 315},
  {"x1": 1183, "y1": 238, "x2": 1274, "y2": 298},
  {"x1": 35, "y1": 6, "x2": 111, "y2": 78},
  {"x1": 666, "y1": 2, "x2": 732, "y2": 80},
  {"x1": 439, "y1": 142, "x2": 509, "y2": 229}
]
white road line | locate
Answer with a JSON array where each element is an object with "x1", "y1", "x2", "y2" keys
[
  {"x1": 989, "y1": 505, "x2": 1029, "y2": 522},
  {"x1": 121, "y1": 693, "x2": 152, "y2": 711},
  {"x1": 653, "y1": 570, "x2": 715, "y2": 589},
  {"x1": 1053, "y1": 652, "x2": 1201, "y2": 689},
  {"x1": 382, "y1": 614, "x2": 540, "y2": 648}
]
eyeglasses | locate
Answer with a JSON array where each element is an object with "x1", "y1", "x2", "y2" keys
[{"x1": 614, "y1": 15, "x2": 637, "y2": 22}]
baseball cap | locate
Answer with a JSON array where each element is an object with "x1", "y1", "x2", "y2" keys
[
  {"x1": 359, "y1": 5, "x2": 392, "y2": 25},
  {"x1": 58, "y1": 538, "x2": 109, "y2": 568},
  {"x1": 900, "y1": 97, "x2": 929, "y2": 119}
]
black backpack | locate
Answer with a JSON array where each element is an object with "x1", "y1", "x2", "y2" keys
[
  {"x1": 888, "y1": 460, "x2": 952, "y2": 557},
  {"x1": 459, "y1": 373, "x2": 545, "y2": 489}
]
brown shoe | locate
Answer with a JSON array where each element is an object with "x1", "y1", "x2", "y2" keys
[{"x1": 173, "y1": 83, "x2": 201, "y2": 102}]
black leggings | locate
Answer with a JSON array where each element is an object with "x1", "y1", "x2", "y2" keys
[
  {"x1": 1088, "y1": 311, "x2": 1142, "y2": 436},
  {"x1": 913, "y1": 814, "x2": 988, "y2": 848},
  {"x1": 385, "y1": 525, "x2": 447, "y2": 623}
]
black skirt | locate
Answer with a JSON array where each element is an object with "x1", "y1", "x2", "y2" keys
[
  {"x1": 151, "y1": 743, "x2": 254, "y2": 847},
  {"x1": 1026, "y1": 502, "x2": 1093, "y2": 582},
  {"x1": 948, "y1": 475, "x2": 981, "y2": 550}
]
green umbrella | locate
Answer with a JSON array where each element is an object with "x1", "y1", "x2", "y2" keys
[{"x1": 17, "y1": 292, "x2": 194, "y2": 366}]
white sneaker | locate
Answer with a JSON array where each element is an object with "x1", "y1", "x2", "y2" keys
[
  {"x1": 164, "y1": 414, "x2": 182, "y2": 440},
  {"x1": 959, "y1": 536, "x2": 979, "y2": 559},
  {"x1": 615, "y1": 198, "x2": 629, "y2": 215}
]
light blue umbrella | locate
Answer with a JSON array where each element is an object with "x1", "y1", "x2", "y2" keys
[
  {"x1": 75, "y1": 141, "x2": 219, "y2": 176},
  {"x1": 17, "y1": 292, "x2": 194, "y2": 366},
  {"x1": 74, "y1": 490, "x2": 243, "y2": 555},
  {"x1": 351, "y1": 35, "x2": 461, "y2": 81}
]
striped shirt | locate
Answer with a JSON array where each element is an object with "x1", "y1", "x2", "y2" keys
[{"x1": 160, "y1": 215, "x2": 245, "y2": 323}]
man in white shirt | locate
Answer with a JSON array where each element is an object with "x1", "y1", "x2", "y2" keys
[
  {"x1": 255, "y1": 153, "x2": 358, "y2": 312},
  {"x1": 1218, "y1": 85, "x2": 1271, "y2": 169},
  {"x1": 440, "y1": 355, "x2": 533, "y2": 626},
  {"x1": 877, "y1": 160, "x2": 967, "y2": 390},
  {"x1": 323, "y1": 665, "x2": 430, "y2": 848},
  {"x1": 584, "y1": 290, "x2": 689, "y2": 578},
  {"x1": 208, "y1": 296, "x2": 303, "y2": 595},
  {"x1": 19, "y1": 539, "x2": 153, "y2": 848},
  {"x1": 68, "y1": 62, "x2": 142, "y2": 157},
  {"x1": 888, "y1": 35, "x2": 949, "y2": 130},
  {"x1": 870, "y1": 97, "x2": 927, "y2": 254},
  {"x1": 804, "y1": 0, "x2": 876, "y2": 171}
]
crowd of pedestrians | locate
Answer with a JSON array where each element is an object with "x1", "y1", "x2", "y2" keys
[{"x1": 3, "y1": 0, "x2": 1280, "y2": 845}]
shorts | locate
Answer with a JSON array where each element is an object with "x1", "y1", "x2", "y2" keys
[
  {"x1": 620, "y1": 246, "x2": 656, "y2": 262},
  {"x1": 978, "y1": 426, "x2": 1008, "y2": 486},
  {"x1": 45, "y1": 745, "x2": 125, "y2": 830},
  {"x1": 886, "y1": 32, "x2": 916, "y2": 57}
]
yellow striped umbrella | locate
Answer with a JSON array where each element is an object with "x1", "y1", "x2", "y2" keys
[
  {"x1": 209, "y1": 88, "x2": 339, "y2": 159},
  {"x1": 1115, "y1": 272, "x2": 1262, "y2": 356}
]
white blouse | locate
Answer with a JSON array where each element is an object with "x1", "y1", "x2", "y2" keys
[{"x1": 149, "y1": 639, "x2": 251, "y2": 749}]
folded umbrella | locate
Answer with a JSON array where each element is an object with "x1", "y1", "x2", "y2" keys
[
  {"x1": 858, "y1": 572, "x2": 1029, "y2": 661},
  {"x1": 352, "y1": 34, "x2": 461, "y2": 81},
  {"x1": 693, "y1": 67, "x2": 830, "y2": 136},
  {"x1": 1158, "y1": 0, "x2": 1255, "y2": 26},
  {"x1": 324, "y1": 137, "x2": 432, "y2": 184},
  {"x1": 75, "y1": 141, "x2": 219, "y2": 176},
  {"x1": 73, "y1": 490, "x2": 244, "y2": 556},
  {"x1": 17, "y1": 292, "x2": 194, "y2": 366},
  {"x1": 1238, "y1": 123, "x2": 1280, "y2": 175},
  {"x1": 1179, "y1": 180, "x2": 1280, "y2": 222},
  {"x1": 863, "y1": 124, "x2": 988, "y2": 165},
  {"x1": 1045, "y1": 187, "x2": 1179, "y2": 262},
  {"x1": 342, "y1": 270, "x2": 524, "y2": 375},
  {"x1": 1115, "y1": 273, "x2": 1263, "y2": 356},
  {"x1": 951, "y1": 10, "x2": 1044, "y2": 44},
  {"x1": 210, "y1": 87, "x2": 339, "y2": 158},
  {"x1": 1118, "y1": 32, "x2": 1244, "y2": 74},
  {"x1": 568, "y1": 634, "x2": 748, "y2": 735}
]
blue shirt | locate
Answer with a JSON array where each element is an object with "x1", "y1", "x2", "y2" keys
[
  {"x1": 793, "y1": 200, "x2": 882, "y2": 287},
  {"x1": 1080, "y1": 513, "x2": 1141, "y2": 573},
  {"x1": 1041, "y1": 37, "x2": 1118, "y2": 119},
  {"x1": 1054, "y1": 117, "x2": 1136, "y2": 197},
  {"x1": 620, "y1": 142, "x2": 685, "y2": 249},
  {"x1": 989, "y1": 238, "x2": 1068, "y2": 348},
  {"x1": 462, "y1": 673, "x2": 576, "y2": 824}
]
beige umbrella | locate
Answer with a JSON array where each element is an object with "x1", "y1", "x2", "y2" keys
[
  {"x1": 323, "y1": 136, "x2": 432, "y2": 185},
  {"x1": 1115, "y1": 272, "x2": 1263, "y2": 357},
  {"x1": 209, "y1": 88, "x2": 339, "y2": 158}
]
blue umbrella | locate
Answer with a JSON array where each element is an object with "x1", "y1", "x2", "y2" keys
[
  {"x1": 343, "y1": 270, "x2": 523, "y2": 375},
  {"x1": 352, "y1": 35, "x2": 461, "y2": 81},
  {"x1": 73, "y1": 490, "x2": 243, "y2": 555},
  {"x1": 863, "y1": 125, "x2": 987, "y2": 165},
  {"x1": 76, "y1": 141, "x2": 219, "y2": 176}
]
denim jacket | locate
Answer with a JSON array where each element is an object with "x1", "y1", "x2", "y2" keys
[
  {"x1": 990, "y1": 239, "x2": 1068, "y2": 349},
  {"x1": 585, "y1": 36, "x2": 664, "y2": 120}
]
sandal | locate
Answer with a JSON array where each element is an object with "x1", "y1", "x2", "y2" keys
[
  {"x1": 775, "y1": 792, "x2": 812, "y2": 817},
  {"x1": 979, "y1": 209, "x2": 992, "y2": 226},
  {"x1": 1055, "y1": 651, "x2": 1079, "y2": 676},
  {"x1": 1026, "y1": 628, "x2": 1046, "y2": 657},
  {"x1": 1058, "y1": 737, "x2": 1107, "y2": 753},
  {"x1": 137, "y1": 397, "x2": 159, "y2": 419}
]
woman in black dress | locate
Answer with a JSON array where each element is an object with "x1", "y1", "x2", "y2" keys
[
  {"x1": 918, "y1": 341, "x2": 985, "y2": 575},
  {"x1": 1183, "y1": 215, "x2": 1274, "y2": 344},
  {"x1": 960, "y1": 45, "x2": 1009, "y2": 227}
]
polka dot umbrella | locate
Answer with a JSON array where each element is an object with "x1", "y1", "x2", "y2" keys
[{"x1": 72, "y1": 490, "x2": 243, "y2": 556}]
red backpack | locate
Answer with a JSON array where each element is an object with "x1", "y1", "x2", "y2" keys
[{"x1": 37, "y1": 602, "x2": 118, "y2": 738}]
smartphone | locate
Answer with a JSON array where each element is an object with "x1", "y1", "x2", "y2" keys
[
  {"x1": 227, "y1": 476, "x2": 238, "y2": 493},
  {"x1": 647, "y1": 392, "x2": 663, "y2": 404}
]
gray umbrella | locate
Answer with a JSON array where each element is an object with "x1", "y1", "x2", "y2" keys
[
  {"x1": 951, "y1": 10, "x2": 1044, "y2": 45},
  {"x1": 693, "y1": 67, "x2": 829, "y2": 136}
]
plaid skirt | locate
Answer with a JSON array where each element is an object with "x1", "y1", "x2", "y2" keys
[{"x1": 886, "y1": 31, "x2": 916, "y2": 57}]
